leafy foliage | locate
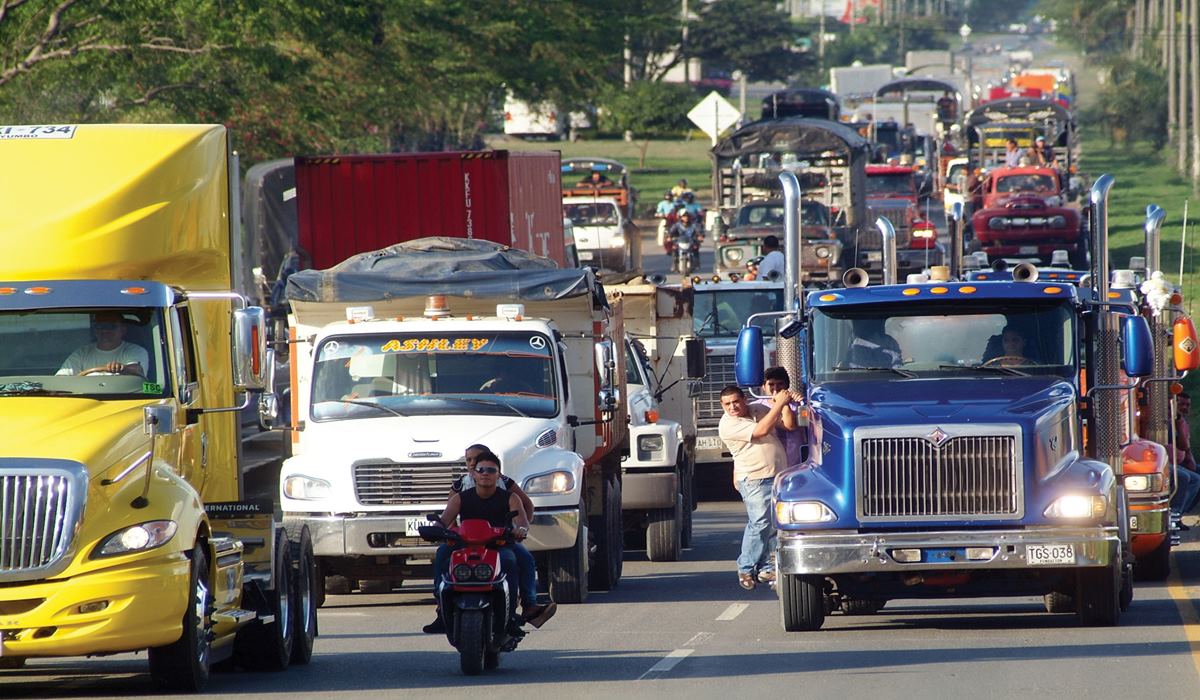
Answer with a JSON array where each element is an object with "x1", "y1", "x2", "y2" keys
[
  {"x1": 686, "y1": 0, "x2": 811, "y2": 83},
  {"x1": 1096, "y1": 56, "x2": 1168, "y2": 149}
]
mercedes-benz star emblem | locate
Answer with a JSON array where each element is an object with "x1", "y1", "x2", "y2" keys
[
  {"x1": 529, "y1": 336, "x2": 547, "y2": 350},
  {"x1": 927, "y1": 427, "x2": 949, "y2": 447}
]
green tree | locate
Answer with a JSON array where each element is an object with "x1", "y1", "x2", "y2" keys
[
  {"x1": 1097, "y1": 56, "x2": 1168, "y2": 148},
  {"x1": 597, "y1": 80, "x2": 694, "y2": 166},
  {"x1": 687, "y1": 0, "x2": 810, "y2": 83}
]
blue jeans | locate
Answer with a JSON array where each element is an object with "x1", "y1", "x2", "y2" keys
[
  {"x1": 736, "y1": 477, "x2": 777, "y2": 574},
  {"x1": 1172, "y1": 467, "x2": 1200, "y2": 514},
  {"x1": 434, "y1": 542, "x2": 535, "y2": 607}
]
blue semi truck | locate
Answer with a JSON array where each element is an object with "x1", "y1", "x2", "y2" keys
[{"x1": 735, "y1": 173, "x2": 1198, "y2": 630}]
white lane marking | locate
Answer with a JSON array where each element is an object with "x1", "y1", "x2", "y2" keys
[
  {"x1": 318, "y1": 611, "x2": 368, "y2": 617},
  {"x1": 715, "y1": 603, "x2": 748, "y2": 621},
  {"x1": 683, "y1": 631, "x2": 714, "y2": 647},
  {"x1": 638, "y1": 649, "x2": 694, "y2": 680}
]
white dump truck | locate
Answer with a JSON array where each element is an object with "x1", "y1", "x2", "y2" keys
[
  {"x1": 607, "y1": 281, "x2": 705, "y2": 559},
  {"x1": 278, "y1": 238, "x2": 628, "y2": 604}
]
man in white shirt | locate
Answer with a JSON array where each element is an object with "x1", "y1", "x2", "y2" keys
[
  {"x1": 57, "y1": 312, "x2": 149, "y2": 376},
  {"x1": 718, "y1": 385, "x2": 791, "y2": 590},
  {"x1": 756, "y1": 235, "x2": 785, "y2": 281}
]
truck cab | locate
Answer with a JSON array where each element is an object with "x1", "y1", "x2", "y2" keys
[
  {"x1": 864, "y1": 164, "x2": 942, "y2": 276},
  {"x1": 715, "y1": 200, "x2": 842, "y2": 286},
  {"x1": 563, "y1": 195, "x2": 641, "y2": 273},
  {"x1": 970, "y1": 166, "x2": 1084, "y2": 267}
]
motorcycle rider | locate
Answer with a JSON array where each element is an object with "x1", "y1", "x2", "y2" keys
[
  {"x1": 425, "y1": 447, "x2": 554, "y2": 633},
  {"x1": 655, "y1": 191, "x2": 678, "y2": 248},
  {"x1": 667, "y1": 210, "x2": 703, "y2": 271}
]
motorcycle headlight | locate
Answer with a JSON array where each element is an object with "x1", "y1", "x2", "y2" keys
[
  {"x1": 93, "y1": 520, "x2": 178, "y2": 558},
  {"x1": 609, "y1": 235, "x2": 626, "y2": 248},
  {"x1": 473, "y1": 563, "x2": 495, "y2": 581},
  {"x1": 284, "y1": 474, "x2": 332, "y2": 500},
  {"x1": 775, "y1": 501, "x2": 836, "y2": 524},
  {"x1": 452, "y1": 563, "x2": 474, "y2": 581},
  {"x1": 725, "y1": 247, "x2": 745, "y2": 263},
  {"x1": 814, "y1": 246, "x2": 831, "y2": 259},
  {"x1": 988, "y1": 217, "x2": 1009, "y2": 230},
  {"x1": 1044, "y1": 494, "x2": 1107, "y2": 519},
  {"x1": 523, "y1": 470, "x2": 576, "y2": 494}
]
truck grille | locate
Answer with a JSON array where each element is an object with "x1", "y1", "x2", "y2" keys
[
  {"x1": 696, "y1": 354, "x2": 736, "y2": 422},
  {"x1": 860, "y1": 205, "x2": 913, "y2": 247},
  {"x1": 354, "y1": 462, "x2": 468, "y2": 506},
  {"x1": 859, "y1": 435, "x2": 1019, "y2": 519},
  {"x1": 1, "y1": 473, "x2": 76, "y2": 574}
]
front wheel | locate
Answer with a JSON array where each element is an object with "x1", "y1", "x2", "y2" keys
[
  {"x1": 234, "y1": 529, "x2": 295, "y2": 671},
  {"x1": 149, "y1": 543, "x2": 213, "y2": 692},
  {"x1": 779, "y1": 573, "x2": 825, "y2": 632},
  {"x1": 548, "y1": 507, "x2": 589, "y2": 604},
  {"x1": 588, "y1": 476, "x2": 622, "y2": 591},
  {"x1": 456, "y1": 610, "x2": 487, "y2": 676},
  {"x1": 646, "y1": 495, "x2": 682, "y2": 562},
  {"x1": 287, "y1": 524, "x2": 319, "y2": 665},
  {"x1": 1076, "y1": 563, "x2": 1121, "y2": 626}
]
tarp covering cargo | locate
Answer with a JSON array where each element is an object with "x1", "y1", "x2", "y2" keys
[
  {"x1": 711, "y1": 117, "x2": 871, "y2": 160},
  {"x1": 242, "y1": 158, "x2": 297, "y2": 286},
  {"x1": 286, "y1": 237, "x2": 596, "y2": 304}
]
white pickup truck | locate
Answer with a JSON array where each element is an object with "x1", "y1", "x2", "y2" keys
[{"x1": 564, "y1": 195, "x2": 642, "y2": 273}]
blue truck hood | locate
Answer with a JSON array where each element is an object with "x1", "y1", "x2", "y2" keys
[{"x1": 781, "y1": 376, "x2": 1101, "y2": 529}]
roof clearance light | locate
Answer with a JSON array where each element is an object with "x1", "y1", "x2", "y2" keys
[
  {"x1": 959, "y1": 286, "x2": 977, "y2": 294},
  {"x1": 120, "y1": 287, "x2": 148, "y2": 295},
  {"x1": 818, "y1": 294, "x2": 839, "y2": 302},
  {"x1": 1107, "y1": 291, "x2": 1120, "y2": 299},
  {"x1": 1043, "y1": 287, "x2": 1063, "y2": 294},
  {"x1": 24, "y1": 286, "x2": 51, "y2": 295},
  {"x1": 903, "y1": 288, "x2": 920, "y2": 296},
  {"x1": 496, "y1": 304, "x2": 525, "y2": 320},
  {"x1": 346, "y1": 306, "x2": 375, "y2": 322},
  {"x1": 930, "y1": 287, "x2": 948, "y2": 294},
  {"x1": 0, "y1": 287, "x2": 15, "y2": 295},
  {"x1": 424, "y1": 295, "x2": 451, "y2": 318}
]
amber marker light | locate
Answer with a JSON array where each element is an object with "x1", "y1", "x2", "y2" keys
[
  {"x1": 0, "y1": 287, "x2": 15, "y2": 295},
  {"x1": 930, "y1": 287, "x2": 948, "y2": 294},
  {"x1": 1043, "y1": 287, "x2": 1063, "y2": 294},
  {"x1": 24, "y1": 286, "x2": 51, "y2": 295},
  {"x1": 120, "y1": 287, "x2": 148, "y2": 295},
  {"x1": 959, "y1": 286, "x2": 977, "y2": 294},
  {"x1": 902, "y1": 288, "x2": 919, "y2": 296},
  {"x1": 819, "y1": 294, "x2": 838, "y2": 302}
]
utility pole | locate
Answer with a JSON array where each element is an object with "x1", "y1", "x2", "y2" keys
[
  {"x1": 1181, "y1": 0, "x2": 1190, "y2": 174},
  {"x1": 682, "y1": 0, "x2": 690, "y2": 85},
  {"x1": 1168, "y1": 0, "x2": 1177, "y2": 151},
  {"x1": 1192, "y1": 0, "x2": 1199, "y2": 187}
]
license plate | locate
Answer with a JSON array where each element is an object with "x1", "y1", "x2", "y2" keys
[
  {"x1": 1019, "y1": 246, "x2": 1038, "y2": 255},
  {"x1": 696, "y1": 436, "x2": 724, "y2": 451},
  {"x1": 1027, "y1": 543, "x2": 1076, "y2": 565},
  {"x1": 404, "y1": 517, "x2": 426, "y2": 537},
  {"x1": 865, "y1": 251, "x2": 882, "y2": 262}
]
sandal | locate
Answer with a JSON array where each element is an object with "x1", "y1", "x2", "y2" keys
[{"x1": 738, "y1": 572, "x2": 757, "y2": 590}]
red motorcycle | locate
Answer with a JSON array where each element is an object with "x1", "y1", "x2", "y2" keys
[{"x1": 419, "y1": 519, "x2": 523, "y2": 675}]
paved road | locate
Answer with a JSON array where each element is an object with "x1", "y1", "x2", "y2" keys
[{"x1": 6, "y1": 501, "x2": 1200, "y2": 698}]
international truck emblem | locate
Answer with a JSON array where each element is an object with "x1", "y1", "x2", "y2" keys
[{"x1": 926, "y1": 427, "x2": 949, "y2": 447}]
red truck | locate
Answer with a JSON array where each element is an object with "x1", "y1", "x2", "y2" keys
[
  {"x1": 864, "y1": 164, "x2": 941, "y2": 274},
  {"x1": 295, "y1": 151, "x2": 567, "y2": 269},
  {"x1": 969, "y1": 165, "x2": 1084, "y2": 267}
]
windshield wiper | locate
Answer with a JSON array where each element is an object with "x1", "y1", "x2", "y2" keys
[
  {"x1": 447, "y1": 396, "x2": 529, "y2": 418},
  {"x1": 938, "y1": 363, "x2": 1030, "y2": 377},
  {"x1": 338, "y1": 399, "x2": 408, "y2": 417},
  {"x1": 0, "y1": 382, "x2": 72, "y2": 396},
  {"x1": 831, "y1": 366, "x2": 916, "y2": 378}
]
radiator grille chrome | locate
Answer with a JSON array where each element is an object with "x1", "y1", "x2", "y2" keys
[
  {"x1": 354, "y1": 462, "x2": 468, "y2": 506},
  {"x1": 860, "y1": 205, "x2": 914, "y2": 247},
  {"x1": 858, "y1": 434, "x2": 1020, "y2": 520},
  {"x1": 696, "y1": 354, "x2": 736, "y2": 422},
  {"x1": 1, "y1": 470, "x2": 80, "y2": 578}
]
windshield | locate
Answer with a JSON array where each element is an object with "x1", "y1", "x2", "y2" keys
[
  {"x1": 310, "y1": 331, "x2": 558, "y2": 421},
  {"x1": 866, "y1": 174, "x2": 915, "y2": 196},
  {"x1": 812, "y1": 301, "x2": 1075, "y2": 382},
  {"x1": 564, "y1": 202, "x2": 618, "y2": 226},
  {"x1": 0, "y1": 309, "x2": 170, "y2": 398},
  {"x1": 693, "y1": 288, "x2": 784, "y2": 338},
  {"x1": 996, "y1": 174, "x2": 1057, "y2": 194},
  {"x1": 735, "y1": 202, "x2": 829, "y2": 227},
  {"x1": 948, "y1": 163, "x2": 968, "y2": 188}
]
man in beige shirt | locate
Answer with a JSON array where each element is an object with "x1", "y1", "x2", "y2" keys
[{"x1": 718, "y1": 385, "x2": 791, "y2": 590}]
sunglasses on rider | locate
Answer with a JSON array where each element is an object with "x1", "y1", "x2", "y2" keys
[{"x1": 474, "y1": 466, "x2": 499, "y2": 475}]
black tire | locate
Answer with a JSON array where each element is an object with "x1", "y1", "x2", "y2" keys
[
  {"x1": 359, "y1": 579, "x2": 398, "y2": 594},
  {"x1": 234, "y1": 529, "x2": 295, "y2": 671},
  {"x1": 484, "y1": 649, "x2": 501, "y2": 670},
  {"x1": 646, "y1": 495, "x2": 682, "y2": 562},
  {"x1": 548, "y1": 506, "x2": 588, "y2": 604},
  {"x1": 779, "y1": 573, "x2": 825, "y2": 632},
  {"x1": 456, "y1": 610, "x2": 487, "y2": 676},
  {"x1": 149, "y1": 543, "x2": 213, "y2": 692},
  {"x1": 286, "y1": 524, "x2": 318, "y2": 665},
  {"x1": 1135, "y1": 536, "x2": 1171, "y2": 581},
  {"x1": 324, "y1": 573, "x2": 351, "y2": 596},
  {"x1": 1076, "y1": 563, "x2": 1121, "y2": 626},
  {"x1": 1044, "y1": 591, "x2": 1074, "y2": 614},
  {"x1": 680, "y1": 455, "x2": 695, "y2": 549},
  {"x1": 588, "y1": 476, "x2": 622, "y2": 591},
  {"x1": 0, "y1": 657, "x2": 26, "y2": 670},
  {"x1": 840, "y1": 599, "x2": 886, "y2": 615}
]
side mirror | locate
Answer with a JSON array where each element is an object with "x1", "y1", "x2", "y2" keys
[
  {"x1": 233, "y1": 306, "x2": 269, "y2": 392},
  {"x1": 1174, "y1": 316, "x2": 1200, "y2": 371},
  {"x1": 951, "y1": 201, "x2": 964, "y2": 223},
  {"x1": 1122, "y1": 315, "x2": 1154, "y2": 378},
  {"x1": 735, "y1": 326, "x2": 764, "y2": 388},
  {"x1": 594, "y1": 338, "x2": 616, "y2": 391},
  {"x1": 685, "y1": 337, "x2": 707, "y2": 379}
]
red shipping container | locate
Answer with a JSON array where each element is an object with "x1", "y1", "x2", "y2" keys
[{"x1": 295, "y1": 151, "x2": 566, "y2": 270}]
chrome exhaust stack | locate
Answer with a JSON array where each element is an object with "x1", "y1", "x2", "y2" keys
[
  {"x1": 780, "y1": 172, "x2": 803, "y2": 316},
  {"x1": 1143, "y1": 203, "x2": 1170, "y2": 449},
  {"x1": 949, "y1": 201, "x2": 964, "y2": 280},
  {"x1": 875, "y1": 217, "x2": 897, "y2": 285},
  {"x1": 1089, "y1": 174, "x2": 1123, "y2": 482},
  {"x1": 1144, "y1": 204, "x2": 1165, "y2": 274}
]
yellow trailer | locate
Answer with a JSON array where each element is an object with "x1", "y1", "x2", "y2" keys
[{"x1": 0, "y1": 124, "x2": 316, "y2": 691}]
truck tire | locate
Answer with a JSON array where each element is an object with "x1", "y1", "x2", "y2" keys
[
  {"x1": 1075, "y1": 563, "x2": 1121, "y2": 626},
  {"x1": 234, "y1": 528, "x2": 295, "y2": 671},
  {"x1": 149, "y1": 543, "x2": 213, "y2": 692},
  {"x1": 456, "y1": 610, "x2": 487, "y2": 676},
  {"x1": 548, "y1": 508, "x2": 588, "y2": 604},
  {"x1": 779, "y1": 573, "x2": 825, "y2": 632},
  {"x1": 1134, "y1": 536, "x2": 1171, "y2": 581},
  {"x1": 0, "y1": 657, "x2": 26, "y2": 670},
  {"x1": 840, "y1": 598, "x2": 886, "y2": 615},
  {"x1": 325, "y1": 574, "x2": 352, "y2": 596},
  {"x1": 359, "y1": 579, "x2": 401, "y2": 594},
  {"x1": 286, "y1": 523, "x2": 318, "y2": 665},
  {"x1": 589, "y1": 476, "x2": 622, "y2": 591},
  {"x1": 1044, "y1": 591, "x2": 1074, "y2": 614},
  {"x1": 680, "y1": 454, "x2": 695, "y2": 549},
  {"x1": 646, "y1": 495, "x2": 682, "y2": 562}
]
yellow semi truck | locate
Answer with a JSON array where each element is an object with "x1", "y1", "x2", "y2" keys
[{"x1": 0, "y1": 124, "x2": 316, "y2": 691}]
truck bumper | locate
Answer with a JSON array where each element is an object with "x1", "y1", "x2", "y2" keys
[
  {"x1": 0, "y1": 551, "x2": 190, "y2": 658},
  {"x1": 292, "y1": 508, "x2": 581, "y2": 558},
  {"x1": 778, "y1": 527, "x2": 1119, "y2": 575},
  {"x1": 1129, "y1": 499, "x2": 1170, "y2": 556},
  {"x1": 622, "y1": 471, "x2": 679, "y2": 510}
]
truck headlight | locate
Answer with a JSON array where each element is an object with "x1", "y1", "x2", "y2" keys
[
  {"x1": 284, "y1": 474, "x2": 332, "y2": 500},
  {"x1": 637, "y1": 434, "x2": 665, "y2": 460},
  {"x1": 814, "y1": 246, "x2": 831, "y2": 259},
  {"x1": 609, "y1": 235, "x2": 626, "y2": 248},
  {"x1": 776, "y1": 501, "x2": 836, "y2": 524},
  {"x1": 524, "y1": 471, "x2": 575, "y2": 494},
  {"x1": 1044, "y1": 494, "x2": 1107, "y2": 519},
  {"x1": 93, "y1": 520, "x2": 178, "y2": 558},
  {"x1": 1124, "y1": 474, "x2": 1162, "y2": 492},
  {"x1": 1049, "y1": 215, "x2": 1067, "y2": 228},
  {"x1": 724, "y1": 247, "x2": 745, "y2": 263},
  {"x1": 988, "y1": 217, "x2": 1009, "y2": 230}
]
